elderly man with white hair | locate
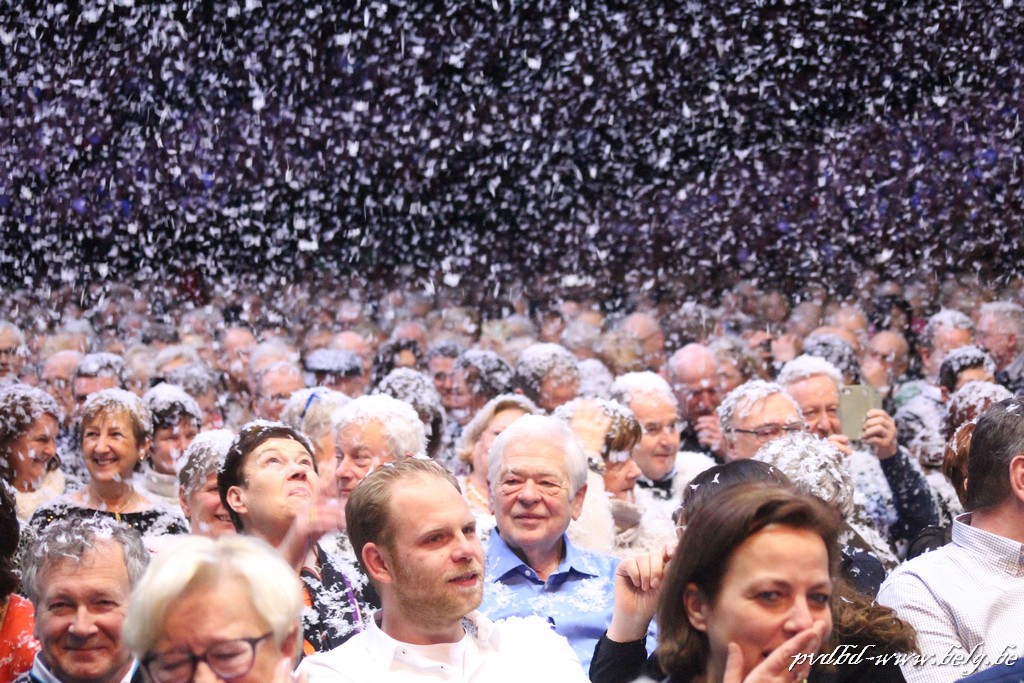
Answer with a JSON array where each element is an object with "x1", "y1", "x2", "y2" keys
[
  {"x1": 477, "y1": 415, "x2": 652, "y2": 670},
  {"x1": 717, "y1": 379, "x2": 805, "y2": 462},
  {"x1": 332, "y1": 393, "x2": 427, "y2": 512},
  {"x1": 0, "y1": 320, "x2": 26, "y2": 382},
  {"x1": 976, "y1": 300, "x2": 1024, "y2": 395},
  {"x1": 609, "y1": 372, "x2": 714, "y2": 533},
  {"x1": 610, "y1": 372, "x2": 715, "y2": 486},
  {"x1": 777, "y1": 354, "x2": 938, "y2": 555}
]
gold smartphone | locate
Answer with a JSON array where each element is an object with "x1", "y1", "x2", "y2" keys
[{"x1": 839, "y1": 385, "x2": 882, "y2": 441}]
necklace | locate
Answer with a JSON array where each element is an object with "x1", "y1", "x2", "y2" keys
[
  {"x1": 91, "y1": 488, "x2": 136, "y2": 522},
  {"x1": 464, "y1": 478, "x2": 490, "y2": 511}
]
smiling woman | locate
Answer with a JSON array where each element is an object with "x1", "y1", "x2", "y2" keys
[
  {"x1": 28, "y1": 388, "x2": 189, "y2": 546},
  {"x1": 0, "y1": 384, "x2": 64, "y2": 521}
]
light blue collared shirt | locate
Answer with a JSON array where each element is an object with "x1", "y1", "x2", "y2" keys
[{"x1": 479, "y1": 531, "x2": 655, "y2": 671}]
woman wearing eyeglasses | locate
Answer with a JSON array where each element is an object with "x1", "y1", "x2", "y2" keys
[{"x1": 123, "y1": 534, "x2": 307, "y2": 683}]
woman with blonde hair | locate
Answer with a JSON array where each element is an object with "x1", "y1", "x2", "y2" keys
[{"x1": 30, "y1": 388, "x2": 188, "y2": 544}]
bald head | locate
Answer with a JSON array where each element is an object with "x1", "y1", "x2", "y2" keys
[{"x1": 667, "y1": 344, "x2": 720, "y2": 421}]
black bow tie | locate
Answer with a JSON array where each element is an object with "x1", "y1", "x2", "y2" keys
[{"x1": 637, "y1": 477, "x2": 674, "y2": 500}]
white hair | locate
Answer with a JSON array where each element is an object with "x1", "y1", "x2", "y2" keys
[
  {"x1": 123, "y1": 535, "x2": 303, "y2": 658},
  {"x1": 609, "y1": 371, "x2": 676, "y2": 408},
  {"x1": 753, "y1": 431, "x2": 854, "y2": 517},
  {"x1": 979, "y1": 301, "x2": 1024, "y2": 340},
  {"x1": 0, "y1": 320, "x2": 25, "y2": 346},
  {"x1": 488, "y1": 414, "x2": 588, "y2": 498},
  {"x1": 332, "y1": 394, "x2": 426, "y2": 459},
  {"x1": 776, "y1": 355, "x2": 844, "y2": 390},
  {"x1": 921, "y1": 309, "x2": 974, "y2": 351},
  {"x1": 178, "y1": 429, "x2": 236, "y2": 495},
  {"x1": 280, "y1": 387, "x2": 350, "y2": 443},
  {"x1": 717, "y1": 380, "x2": 799, "y2": 434}
]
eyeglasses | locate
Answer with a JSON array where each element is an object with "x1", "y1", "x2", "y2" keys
[
  {"x1": 143, "y1": 632, "x2": 273, "y2": 683},
  {"x1": 731, "y1": 422, "x2": 804, "y2": 440}
]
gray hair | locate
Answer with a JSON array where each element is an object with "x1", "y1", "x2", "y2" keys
[
  {"x1": 74, "y1": 352, "x2": 127, "y2": 384},
  {"x1": 456, "y1": 393, "x2": 539, "y2": 466},
  {"x1": 22, "y1": 516, "x2": 149, "y2": 605},
  {"x1": 512, "y1": 343, "x2": 580, "y2": 402},
  {"x1": 143, "y1": 383, "x2": 203, "y2": 431},
  {"x1": 279, "y1": 387, "x2": 350, "y2": 445},
  {"x1": 717, "y1": 380, "x2": 799, "y2": 434},
  {"x1": 921, "y1": 309, "x2": 974, "y2": 352},
  {"x1": 609, "y1": 371, "x2": 677, "y2": 408},
  {"x1": 776, "y1": 355, "x2": 844, "y2": 390},
  {"x1": 333, "y1": 394, "x2": 427, "y2": 459},
  {"x1": 123, "y1": 535, "x2": 303, "y2": 658},
  {"x1": 979, "y1": 301, "x2": 1024, "y2": 344},
  {"x1": 179, "y1": 429, "x2": 236, "y2": 497},
  {"x1": 753, "y1": 431, "x2": 854, "y2": 517},
  {"x1": 488, "y1": 414, "x2": 588, "y2": 497}
]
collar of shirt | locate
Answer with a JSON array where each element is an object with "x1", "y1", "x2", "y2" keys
[
  {"x1": 30, "y1": 655, "x2": 138, "y2": 683},
  {"x1": 953, "y1": 512, "x2": 1024, "y2": 577},
  {"x1": 486, "y1": 531, "x2": 602, "y2": 585},
  {"x1": 361, "y1": 610, "x2": 500, "y2": 675},
  {"x1": 636, "y1": 464, "x2": 678, "y2": 500}
]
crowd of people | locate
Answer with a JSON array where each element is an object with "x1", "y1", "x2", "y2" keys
[{"x1": 1, "y1": 269, "x2": 1024, "y2": 683}]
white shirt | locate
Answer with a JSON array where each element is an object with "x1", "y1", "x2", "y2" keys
[
  {"x1": 877, "y1": 513, "x2": 1024, "y2": 683},
  {"x1": 297, "y1": 611, "x2": 588, "y2": 683}
]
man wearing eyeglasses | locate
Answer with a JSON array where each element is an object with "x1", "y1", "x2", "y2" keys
[
  {"x1": 665, "y1": 343, "x2": 726, "y2": 459},
  {"x1": 609, "y1": 372, "x2": 715, "y2": 504},
  {"x1": 718, "y1": 379, "x2": 807, "y2": 461},
  {"x1": 777, "y1": 355, "x2": 938, "y2": 551},
  {"x1": 477, "y1": 415, "x2": 654, "y2": 670}
]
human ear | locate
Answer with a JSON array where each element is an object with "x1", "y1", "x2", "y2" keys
[
  {"x1": 226, "y1": 485, "x2": 247, "y2": 516},
  {"x1": 178, "y1": 486, "x2": 192, "y2": 519},
  {"x1": 1008, "y1": 455, "x2": 1024, "y2": 503},
  {"x1": 362, "y1": 543, "x2": 394, "y2": 585},
  {"x1": 684, "y1": 583, "x2": 709, "y2": 633},
  {"x1": 570, "y1": 483, "x2": 588, "y2": 520}
]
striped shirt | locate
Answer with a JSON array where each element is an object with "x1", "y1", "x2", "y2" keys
[{"x1": 878, "y1": 513, "x2": 1024, "y2": 683}]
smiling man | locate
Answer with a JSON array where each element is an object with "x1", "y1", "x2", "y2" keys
[
  {"x1": 718, "y1": 379, "x2": 806, "y2": 462},
  {"x1": 18, "y1": 516, "x2": 149, "y2": 683},
  {"x1": 477, "y1": 415, "x2": 653, "y2": 671},
  {"x1": 610, "y1": 372, "x2": 715, "y2": 503},
  {"x1": 219, "y1": 422, "x2": 376, "y2": 655},
  {"x1": 331, "y1": 394, "x2": 426, "y2": 514},
  {"x1": 298, "y1": 457, "x2": 587, "y2": 682}
]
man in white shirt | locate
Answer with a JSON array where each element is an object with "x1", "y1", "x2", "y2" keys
[
  {"x1": 878, "y1": 397, "x2": 1024, "y2": 683},
  {"x1": 297, "y1": 457, "x2": 588, "y2": 682}
]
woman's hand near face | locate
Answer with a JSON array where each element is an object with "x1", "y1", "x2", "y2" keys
[
  {"x1": 722, "y1": 620, "x2": 829, "y2": 683},
  {"x1": 277, "y1": 494, "x2": 345, "y2": 570},
  {"x1": 606, "y1": 543, "x2": 675, "y2": 642},
  {"x1": 568, "y1": 399, "x2": 614, "y2": 455}
]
